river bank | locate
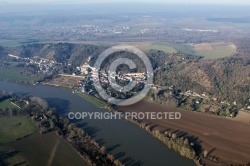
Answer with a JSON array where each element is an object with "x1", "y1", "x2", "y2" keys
[
  {"x1": 43, "y1": 82, "x2": 200, "y2": 165},
  {"x1": 39, "y1": 81, "x2": 250, "y2": 166},
  {"x1": 119, "y1": 100, "x2": 250, "y2": 165},
  {"x1": 44, "y1": 80, "x2": 250, "y2": 165},
  {"x1": 0, "y1": 81, "x2": 195, "y2": 166}
]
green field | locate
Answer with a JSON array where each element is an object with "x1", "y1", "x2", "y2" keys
[
  {"x1": 133, "y1": 42, "x2": 177, "y2": 53},
  {"x1": 0, "y1": 98, "x2": 18, "y2": 110},
  {"x1": 132, "y1": 42, "x2": 236, "y2": 59},
  {"x1": 0, "y1": 116, "x2": 38, "y2": 145},
  {"x1": 167, "y1": 43, "x2": 196, "y2": 55},
  {"x1": 26, "y1": 40, "x2": 236, "y2": 60},
  {"x1": 0, "y1": 132, "x2": 89, "y2": 166},
  {"x1": 0, "y1": 40, "x2": 21, "y2": 47},
  {"x1": 0, "y1": 69, "x2": 38, "y2": 83},
  {"x1": 77, "y1": 93, "x2": 106, "y2": 108},
  {"x1": 73, "y1": 41, "x2": 179, "y2": 54},
  {"x1": 193, "y1": 43, "x2": 237, "y2": 59},
  {"x1": 78, "y1": 41, "x2": 236, "y2": 60}
]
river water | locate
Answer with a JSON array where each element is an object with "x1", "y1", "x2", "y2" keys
[{"x1": 0, "y1": 81, "x2": 195, "y2": 166}]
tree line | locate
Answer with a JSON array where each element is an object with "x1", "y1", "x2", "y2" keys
[{"x1": 0, "y1": 92, "x2": 124, "y2": 166}]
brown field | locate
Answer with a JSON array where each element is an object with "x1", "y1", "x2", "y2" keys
[
  {"x1": 234, "y1": 110, "x2": 250, "y2": 124},
  {"x1": 0, "y1": 132, "x2": 89, "y2": 166},
  {"x1": 193, "y1": 42, "x2": 237, "y2": 59},
  {"x1": 119, "y1": 100, "x2": 250, "y2": 165},
  {"x1": 194, "y1": 44, "x2": 213, "y2": 51},
  {"x1": 43, "y1": 75, "x2": 82, "y2": 89}
]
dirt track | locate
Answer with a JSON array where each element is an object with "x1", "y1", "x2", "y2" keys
[{"x1": 119, "y1": 100, "x2": 250, "y2": 165}]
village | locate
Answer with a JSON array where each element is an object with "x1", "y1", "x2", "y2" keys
[
  {"x1": 8, "y1": 53, "x2": 250, "y2": 117},
  {"x1": 72, "y1": 58, "x2": 147, "y2": 99},
  {"x1": 8, "y1": 54, "x2": 62, "y2": 75},
  {"x1": 66, "y1": 58, "x2": 250, "y2": 118}
]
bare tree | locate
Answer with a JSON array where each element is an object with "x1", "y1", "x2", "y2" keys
[{"x1": 30, "y1": 97, "x2": 48, "y2": 110}]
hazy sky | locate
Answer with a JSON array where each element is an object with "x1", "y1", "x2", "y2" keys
[{"x1": 0, "y1": 0, "x2": 250, "y2": 5}]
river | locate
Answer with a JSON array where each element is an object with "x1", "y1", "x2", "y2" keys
[{"x1": 0, "y1": 81, "x2": 195, "y2": 166}]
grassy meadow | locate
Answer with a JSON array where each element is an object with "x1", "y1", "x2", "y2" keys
[
  {"x1": 0, "y1": 132, "x2": 88, "y2": 166},
  {"x1": 0, "y1": 98, "x2": 18, "y2": 110},
  {"x1": 77, "y1": 93, "x2": 106, "y2": 108},
  {"x1": 133, "y1": 42, "x2": 236, "y2": 59},
  {"x1": 0, "y1": 69, "x2": 38, "y2": 83},
  {"x1": 193, "y1": 42, "x2": 236, "y2": 59},
  {"x1": 0, "y1": 116, "x2": 38, "y2": 145},
  {"x1": 80, "y1": 41, "x2": 236, "y2": 59}
]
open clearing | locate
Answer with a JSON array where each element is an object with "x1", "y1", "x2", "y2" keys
[
  {"x1": 0, "y1": 98, "x2": 17, "y2": 110},
  {"x1": 194, "y1": 43, "x2": 213, "y2": 51},
  {"x1": 77, "y1": 93, "x2": 106, "y2": 108},
  {"x1": 0, "y1": 69, "x2": 38, "y2": 83},
  {"x1": 43, "y1": 75, "x2": 82, "y2": 89},
  {"x1": 0, "y1": 132, "x2": 89, "y2": 166},
  {"x1": 119, "y1": 100, "x2": 250, "y2": 165},
  {"x1": 131, "y1": 42, "x2": 177, "y2": 53},
  {"x1": 38, "y1": 40, "x2": 236, "y2": 60},
  {"x1": 79, "y1": 41, "x2": 236, "y2": 59},
  {"x1": 193, "y1": 42, "x2": 236, "y2": 59},
  {"x1": 122, "y1": 41, "x2": 236, "y2": 59},
  {"x1": 0, "y1": 40, "x2": 21, "y2": 47},
  {"x1": 0, "y1": 116, "x2": 38, "y2": 145}
]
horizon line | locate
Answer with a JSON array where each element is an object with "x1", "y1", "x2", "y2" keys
[{"x1": 1, "y1": 2, "x2": 250, "y2": 5}]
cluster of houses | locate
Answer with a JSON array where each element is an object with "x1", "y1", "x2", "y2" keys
[
  {"x1": 71, "y1": 58, "x2": 250, "y2": 112},
  {"x1": 181, "y1": 90, "x2": 206, "y2": 98},
  {"x1": 10, "y1": 99, "x2": 30, "y2": 109},
  {"x1": 179, "y1": 89, "x2": 250, "y2": 112},
  {"x1": 73, "y1": 60, "x2": 148, "y2": 98},
  {"x1": 180, "y1": 89, "x2": 242, "y2": 106},
  {"x1": 43, "y1": 24, "x2": 131, "y2": 37},
  {"x1": 8, "y1": 54, "x2": 62, "y2": 74},
  {"x1": 31, "y1": 57, "x2": 61, "y2": 74}
]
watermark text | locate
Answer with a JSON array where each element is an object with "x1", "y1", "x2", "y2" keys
[{"x1": 68, "y1": 111, "x2": 181, "y2": 120}]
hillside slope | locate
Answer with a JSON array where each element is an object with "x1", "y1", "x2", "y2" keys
[{"x1": 0, "y1": 42, "x2": 249, "y2": 105}]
